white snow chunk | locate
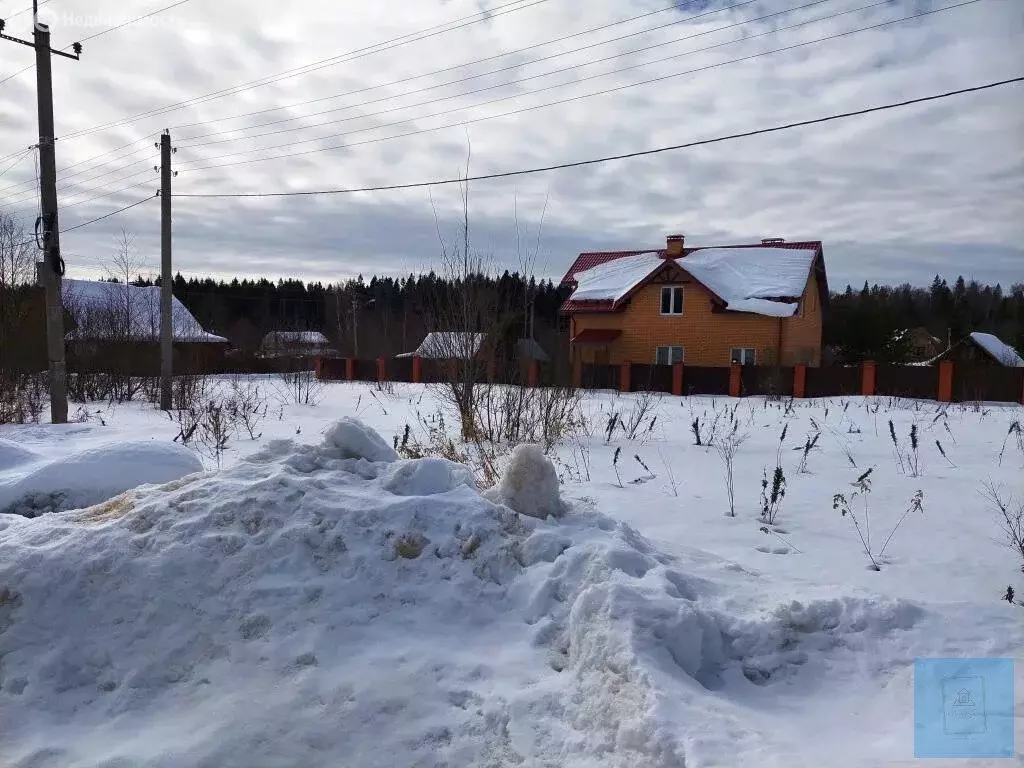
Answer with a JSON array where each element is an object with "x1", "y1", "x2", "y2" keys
[
  {"x1": 680, "y1": 246, "x2": 815, "y2": 304},
  {"x1": 568, "y1": 251, "x2": 664, "y2": 303},
  {"x1": 486, "y1": 444, "x2": 565, "y2": 520},
  {"x1": 0, "y1": 441, "x2": 202, "y2": 516},
  {"x1": 322, "y1": 418, "x2": 399, "y2": 463},
  {"x1": 969, "y1": 331, "x2": 1024, "y2": 366},
  {"x1": 518, "y1": 530, "x2": 571, "y2": 566},
  {"x1": 382, "y1": 457, "x2": 476, "y2": 496}
]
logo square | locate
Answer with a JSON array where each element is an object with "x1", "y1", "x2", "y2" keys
[{"x1": 915, "y1": 658, "x2": 1014, "y2": 759}]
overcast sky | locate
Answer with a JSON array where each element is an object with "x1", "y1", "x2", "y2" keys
[{"x1": 0, "y1": 0, "x2": 1021, "y2": 289}]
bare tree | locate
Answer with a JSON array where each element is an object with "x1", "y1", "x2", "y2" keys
[{"x1": 0, "y1": 212, "x2": 45, "y2": 422}]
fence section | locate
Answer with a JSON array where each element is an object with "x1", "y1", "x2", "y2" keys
[{"x1": 312, "y1": 356, "x2": 1024, "y2": 405}]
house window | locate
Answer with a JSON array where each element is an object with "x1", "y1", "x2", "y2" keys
[
  {"x1": 660, "y1": 286, "x2": 684, "y2": 315},
  {"x1": 730, "y1": 348, "x2": 756, "y2": 365},
  {"x1": 656, "y1": 346, "x2": 684, "y2": 365}
]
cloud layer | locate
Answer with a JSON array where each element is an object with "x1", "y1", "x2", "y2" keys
[{"x1": 0, "y1": 0, "x2": 1021, "y2": 288}]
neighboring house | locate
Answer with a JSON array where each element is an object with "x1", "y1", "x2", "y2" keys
[
  {"x1": 560, "y1": 235, "x2": 827, "y2": 367},
  {"x1": 396, "y1": 332, "x2": 486, "y2": 359},
  {"x1": 62, "y1": 278, "x2": 228, "y2": 373},
  {"x1": 260, "y1": 331, "x2": 333, "y2": 358},
  {"x1": 905, "y1": 327, "x2": 945, "y2": 362},
  {"x1": 929, "y1": 332, "x2": 1024, "y2": 368}
]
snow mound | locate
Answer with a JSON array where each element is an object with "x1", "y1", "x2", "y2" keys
[
  {"x1": 322, "y1": 417, "x2": 399, "y2": 462},
  {"x1": 382, "y1": 457, "x2": 476, "y2": 496},
  {"x1": 0, "y1": 439, "x2": 38, "y2": 471},
  {"x1": 485, "y1": 443, "x2": 565, "y2": 519},
  {"x1": 0, "y1": 421, "x2": 934, "y2": 767},
  {"x1": 0, "y1": 441, "x2": 203, "y2": 518}
]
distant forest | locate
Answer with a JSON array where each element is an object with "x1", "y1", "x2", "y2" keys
[{"x1": 115, "y1": 272, "x2": 1024, "y2": 364}]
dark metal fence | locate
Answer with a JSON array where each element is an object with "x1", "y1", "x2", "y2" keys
[
  {"x1": 684, "y1": 366, "x2": 730, "y2": 396},
  {"x1": 875, "y1": 365, "x2": 938, "y2": 400},
  {"x1": 805, "y1": 365, "x2": 860, "y2": 398}
]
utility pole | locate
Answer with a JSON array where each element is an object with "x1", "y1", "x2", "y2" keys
[
  {"x1": 1, "y1": 8, "x2": 82, "y2": 424},
  {"x1": 159, "y1": 131, "x2": 174, "y2": 410}
]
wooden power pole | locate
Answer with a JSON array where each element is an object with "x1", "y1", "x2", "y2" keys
[
  {"x1": 159, "y1": 131, "x2": 174, "y2": 410},
  {"x1": 0, "y1": 9, "x2": 82, "y2": 424}
]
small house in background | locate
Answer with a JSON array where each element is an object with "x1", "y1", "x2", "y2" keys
[
  {"x1": 396, "y1": 332, "x2": 486, "y2": 359},
  {"x1": 930, "y1": 332, "x2": 1024, "y2": 368},
  {"x1": 260, "y1": 331, "x2": 333, "y2": 359},
  {"x1": 560, "y1": 234, "x2": 827, "y2": 367},
  {"x1": 905, "y1": 327, "x2": 945, "y2": 362},
  {"x1": 62, "y1": 278, "x2": 228, "y2": 373}
]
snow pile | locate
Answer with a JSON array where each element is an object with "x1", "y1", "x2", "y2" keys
[
  {"x1": 1, "y1": 419, "x2": 987, "y2": 766},
  {"x1": 0, "y1": 441, "x2": 203, "y2": 518},
  {"x1": 969, "y1": 331, "x2": 1024, "y2": 366},
  {"x1": 568, "y1": 251, "x2": 664, "y2": 303}
]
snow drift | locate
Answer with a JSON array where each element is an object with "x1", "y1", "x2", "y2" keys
[
  {"x1": 0, "y1": 421, "x2": 947, "y2": 767},
  {"x1": 0, "y1": 441, "x2": 203, "y2": 518}
]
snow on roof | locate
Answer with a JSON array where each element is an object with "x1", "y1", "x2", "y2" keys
[
  {"x1": 969, "y1": 332, "x2": 1024, "y2": 367},
  {"x1": 680, "y1": 246, "x2": 815, "y2": 303},
  {"x1": 567, "y1": 251, "x2": 664, "y2": 303},
  {"x1": 565, "y1": 246, "x2": 813, "y2": 316},
  {"x1": 62, "y1": 279, "x2": 227, "y2": 343},
  {"x1": 397, "y1": 332, "x2": 486, "y2": 359},
  {"x1": 724, "y1": 298, "x2": 798, "y2": 318}
]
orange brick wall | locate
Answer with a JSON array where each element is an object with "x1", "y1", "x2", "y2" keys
[{"x1": 570, "y1": 271, "x2": 824, "y2": 367}]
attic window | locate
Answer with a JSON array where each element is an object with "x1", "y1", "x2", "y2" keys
[{"x1": 660, "y1": 286, "x2": 683, "y2": 315}]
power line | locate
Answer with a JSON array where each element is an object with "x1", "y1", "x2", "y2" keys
[
  {"x1": 63, "y1": 194, "x2": 156, "y2": 233},
  {"x1": 0, "y1": 148, "x2": 31, "y2": 179},
  {"x1": 171, "y1": 0, "x2": 750, "y2": 136},
  {"x1": 175, "y1": 0, "x2": 833, "y2": 150},
  {"x1": 171, "y1": 76, "x2": 1024, "y2": 199},
  {"x1": 0, "y1": 138, "x2": 154, "y2": 198},
  {"x1": 3, "y1": 0, "x2": 55, "y2": 21},
  {"x1": 177, "y1": 0, "x2": 983, "y2": 173},
  {"x1": 56, "y1": 0, "x2": 555, "y2": 141}
]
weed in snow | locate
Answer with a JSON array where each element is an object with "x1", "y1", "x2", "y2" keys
[{"x1": 833, "y1": 468, "x2": 924, "y2": 571}]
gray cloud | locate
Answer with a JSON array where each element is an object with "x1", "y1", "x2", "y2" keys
[{"x1": 0, "y1": 0, "x2": 1021, "y2": 290}]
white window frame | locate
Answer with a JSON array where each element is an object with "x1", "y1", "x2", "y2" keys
[
  {"x1": 730, "y1": 347, "x2": 756, "y2": 365},
  {"x1": 660, "y1": 285, "x2": 684, "y2": 315},
  {"x1": 655, "y1": 346, "x2": 684, "y2": 365}
]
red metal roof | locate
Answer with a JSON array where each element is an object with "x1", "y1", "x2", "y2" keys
[
  {"x1": 571, "y1": 328, "x2": 622, "y2": 344},
  {"x1": 559, "y1": 240, "x2": 825, "y2": 315}
]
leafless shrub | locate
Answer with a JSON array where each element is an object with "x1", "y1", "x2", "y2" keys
[
  {"x1": 714, "y1": 426, "x2": 748, "y2": 517},
  {"x1": 834, "y1": 468, "x2": 924, "y2": 571},
  {"x1": 998, "y1": 421, "x2": 1023, "y2": 466},
  {"x1": 983, "y1": 482, "x2": 1024, "y2": 572},
  {"x1": 0, "y1": 374, "x2": 46, "y2": 424},
  {"x1": 228, "y1": 378, "x2": 268, "y2": 440},
  {"x1": 278, "y1": 367, "x2": 323, "y2": 406}
]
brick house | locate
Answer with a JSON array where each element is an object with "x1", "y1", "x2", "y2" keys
[{"x1": 560, "y1": 235, "x2": 827, "y2": 367}]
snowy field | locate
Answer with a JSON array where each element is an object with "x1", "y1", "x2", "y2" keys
[{"x1": 1, "y1": 377, "x2": 1022, "y2": 767}]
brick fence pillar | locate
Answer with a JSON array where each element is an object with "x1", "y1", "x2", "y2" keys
[
  {"x1": 672, "y1": 362, "x2": 684, "y2": 396},
  {"x1": 528, "y1": 360, "x2": 539, "y2": 388},
  {"x1": 411, "y1": 356, "x2": 422, "y2": 384},
  {"x1": 345, "y1": 357, "x2": 355, "y2": 381},
  {"x1": 793, "y1": 363, "x2": 807, "y2": 398},
  {"x1": 729, "y1": 364, "x2": 741, "y2": 398},
  {"x1": 313, "y1": 356, "x2": 323, "y2": 381},
  {"x1": 619, "y1": 361, "x2": 631, "y2": 393},
  {"x1": 377, "y1": 357, "x2": 387, "y2": 382},
  {"x1": 937, "y1": 360, "x2": 953, "y2": 403},
  {"x1": 861, "y1": 360, "x2": 876, "y2": 397},
  {"x1": 572, "y1": 357, "x2": 582, "y2": 389}
]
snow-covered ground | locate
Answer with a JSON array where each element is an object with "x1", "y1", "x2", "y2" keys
[{"x1": 1, "y1": 378, "x2": 1022, "y2": 767}]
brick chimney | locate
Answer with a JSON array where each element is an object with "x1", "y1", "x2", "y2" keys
[{"x1": 665, "y1": 234, "x2": 685, "y2": 257}]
